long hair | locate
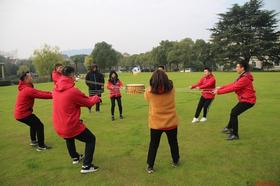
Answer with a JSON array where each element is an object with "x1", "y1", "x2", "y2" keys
[
  {"x1": 149, "y1": 70, "x2": 173, "y2": 94},
  {"x1": 108, "y1": 70, "x2": 119, "y2": 84}
]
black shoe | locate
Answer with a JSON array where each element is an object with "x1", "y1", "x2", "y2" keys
[
  {"x1": 36, "y1": 145, "x2": 51, "y2": 151},
  {"x1": 222, "y1": 127, "x2": 232, "y2": 134},
  {"x1": 120, "y1": 115, "x2": 123, "y2": 119},
  {"x1": 80, "y1": 164, "x2": 99, "y2": 174},
  {"x1": 146, "y1": 166, "x2": 154, "y2": 174},
  {"x1": 227, "y1": 134, "x2": 239, "y2": 141},
  {"x1": 30, "y1": 140, "x2": 38, "y2": 146},
  {"x1": 172, "y1": 160, "x2": 179, "y2": 167},
  {"x1": 72, "y1": 154, "x2": 84, "y2": 164},
  {"x1": 112, "y1": 116, "x2": 115, "y2": 121}
]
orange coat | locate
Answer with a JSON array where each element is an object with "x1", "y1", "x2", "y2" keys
[{"x1": 144, "y1": 87, "x2": 179, "y2": 130}]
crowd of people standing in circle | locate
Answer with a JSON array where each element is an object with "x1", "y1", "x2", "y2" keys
[{"x1": 14, "y1": 61, "x2": 256, "y2": 174}]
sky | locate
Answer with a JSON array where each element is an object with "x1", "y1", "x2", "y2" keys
[{"x1": 0, "y1": 0, "x2": 279, "y2": 58}]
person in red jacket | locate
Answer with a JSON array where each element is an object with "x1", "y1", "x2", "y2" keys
[
  {"x1": 190, "y1": 67, "x2": 216, "y2": 123},
  {"x1": 213, "y1": 62, "x2": 256, "y2": 140},
  {"x1": 52, "y1": 66, "x2": 101, "y2": 174},
  {"x1": 51, "y1": 63, "x2": 63, "y2": 84},
  {"x1": 107, "y1": 70, "x2": 123, "y2": 121},
  {"x1": 14, "y1": 71, "x2": 52, "y2": 151}
]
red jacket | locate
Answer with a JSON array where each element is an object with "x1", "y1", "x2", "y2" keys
[
  {"x1": 217, "y1": 72, "x2": 256, "y2": 104},
  {"x1": 52, "y1": 70, "x2": 62, "y2": 84},
  {"x1": 191, "y1": 74, "x2": 216, "y2": 99},
  {"x1": 107, "y1": 80, "x2": 123, "y2": 98},
  {"x1": 52, "y1": 76, "x2": 101, "y2": 138},
  {"x1": 14, "y1": 80, "x2": 52, "y2": 120}
]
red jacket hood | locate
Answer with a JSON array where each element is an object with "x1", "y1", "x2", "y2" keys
[
  {"x1": 18, "y1": 80, "x2": 33, "y2": 91},
  {"x1": 55, "y1": 76, "x2": 75, "y2": 92},
  {"x1": 237, "y1": 72, "x2": 254, "y2": 82}
]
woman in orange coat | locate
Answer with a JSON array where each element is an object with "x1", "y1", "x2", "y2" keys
[{"x1": 144, "y1": 70, "x2": 180, "y2": 174}]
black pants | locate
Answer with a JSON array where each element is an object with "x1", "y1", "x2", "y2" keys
[
  {"x1": 147, "y1": 128, "x2": 180, "y2": 167},
  {"x1": 194, "y1": 96, "x2": 214, "y2": 118},
  {"x1": 64, "y1": 128, "x2": 96, "y2": 166},
  {"x1": 89, "y1": 91, "x2": 101, "y2": 111},
  {"x1": 110, "y1": 96, "x2": 122, "y2": 116},
  {"x1": 226, "y1": 102, "x2": 254, "y2": 136},
  {"x1": 17, "y1": 114, "x2": 45, "y2": 147}
]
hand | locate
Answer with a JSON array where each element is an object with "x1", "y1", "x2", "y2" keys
[
  {"x1": 90, "y1": 95, "x2": 101, "y2": 103},
  {"x1": 212, "y1": 88, "x2": 219, "y2": 94}
]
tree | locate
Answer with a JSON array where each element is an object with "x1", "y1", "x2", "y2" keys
[
  {"x1": 17, "y1": 65, "x2": 29, "y2": 76},
  {"x1": 0, "y1": 55, "x2": 18, "y2": 77},
  {"x1": 70, "y1": 55, "x2": 87, "y2": 74},
  {"x1": 192, "y1": 40, "x2": 215, "y2": 71},
  {"x1": 32, "y1": 44, "x2": 65, "y2": 76},
  {"x1": 167, "y1": 38, "x2": 194, "y2": 71},
  {"x1": 210, "y1": 0, "x2": 279, "y2": 67},
  {"x1": 151, "y1": 40, "x2": 174, "y2": 70},
  {"x1": 84, "y1": 56, "x2": 93, "y2": 71},
  {"x1": 90, "y1": 41, "x2": 118, "y2": 71}
]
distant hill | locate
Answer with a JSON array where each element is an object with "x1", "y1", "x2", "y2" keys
[{"x1": 62, "y1": 48, "x2": 92, "y2": 57}]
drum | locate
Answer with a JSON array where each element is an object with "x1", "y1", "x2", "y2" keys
[{"x1": 126, "y1": 84, "x2": 145, "y2": 94}]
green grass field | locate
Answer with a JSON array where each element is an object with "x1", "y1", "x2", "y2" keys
[{"x1": 0, "y1": 72, "x2": 279, "y2": 186}]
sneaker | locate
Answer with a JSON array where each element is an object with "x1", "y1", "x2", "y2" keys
[
  {"x1": 36, "y1": 145, "x2": 51, "y2": 152},
  {"x1": 191, "y1": 117, "x2": 199, "y2": 123},
  {"x1": 80, "y1": 164, "x2": 99, "y2": 174},
  {"x1": 72, "y1": 154, "x2": 84, "y2": 164},
  {"x1": 172, "y1": 161, "x2": 179, "y2": 167},
  {"x1": 30, "y1": 141, "x2": 38, "y2": 146},
  {"x1": 200, "y1": 117, "x2": 207, "y2": 122},
  {"x1": 120, "y1": 115, "x2": 123, "y2": 119},
  {"x1": 227, "y1": 134, "x2": 239, "y2": 141},
  {"x1": 222, "y1": 127, "x2": 232, "y2": 134},
  {"x1": 112, "y1": 116, "x2": 115, "y2": 121},
  {"x1": 146, "y1": 166, "x2": 154, "y2": 174}
]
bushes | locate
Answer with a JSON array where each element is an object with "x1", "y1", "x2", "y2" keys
[{"x1": 0, "y1": 80, "x2": 12, "y2": 86}]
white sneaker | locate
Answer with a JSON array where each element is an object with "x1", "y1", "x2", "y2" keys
[
  {"x1": 200, "y1": 117, "x2": 207, "y2": 122},
  {"x1": 80, "y1": 164, "x2": 99, "y2": 174},
  {"x1": 72, "y1": 154, "x2": 84, "y2": 164},
  {"x1": 191, "y1": 118, "x2": 199, "y2": 123}
]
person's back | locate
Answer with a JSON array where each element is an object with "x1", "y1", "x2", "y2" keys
[
  {"x1": 145, "y1": 88, "x2": 178, "y2": 129},
  {"x1": 52, "y1": 66, "x2": 101, "y2": 173},
  {"x1": 144, "y1": 70, "x2": 180, "y2": 174},
  {"x1": 53, "y1": 76, "x2": 85, "y2": 138}
]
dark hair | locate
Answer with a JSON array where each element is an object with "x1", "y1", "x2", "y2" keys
[
  {"x1": 108, "y1": 70, "x2": 119, "y2": 82},
  {"x1": 237, "y1": 61, "x2": 249, "y2": 72},
  {"x1": 158, "y1": 65, "x2": 165, "y2": 70},
  {"x1": 62, "y1": 66, "x2": 75, "y2": 76},
  {"x1": 149, "y1": 70, "x2": 173, "y2": 94},
  {"x1": 204, "y1": 67, "x2": 212, "y2": 72},
  {"x1": 54, "y1": 63, "x2": 63, "y2": 70},
  {"x1": 91, "y1": 64, "x2": 99, "y2": 72},
  {"x1": 19, "y1": 71, "x2": 30, "y2": 81}
]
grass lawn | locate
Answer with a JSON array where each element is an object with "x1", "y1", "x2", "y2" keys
[{"x1": 0, "y1": 72, "x2": 279, "y2": 186}]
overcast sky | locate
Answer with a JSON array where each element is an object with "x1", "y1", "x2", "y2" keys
[{"x1": 0, "y1": 0, "x2": 279, "y2": 58}]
